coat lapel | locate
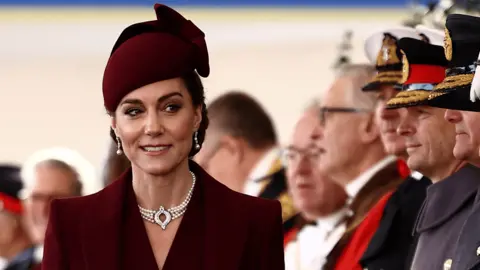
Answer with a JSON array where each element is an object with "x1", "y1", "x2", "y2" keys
[
  {"x1": 162, "y1": 162, "x2": 205, "y2": 270},
  {"x1": 193, "y1": 162, "x2": 248, "y2": 270},
  {"x1": 81, "y1": 162, "x2": 249, "y2": 270},
  {"x1": 454, "y1": 193, "x2": 480, "y2": 270},
  {"x1": 416, "y1": 164, "x2": 480, "y2": 233},
  {"x1": 81, "y1": 170, "x2": 129, "y2": 270},
  {"x1": 361, "y1": 174, "x2": 430, "y2": 263}
]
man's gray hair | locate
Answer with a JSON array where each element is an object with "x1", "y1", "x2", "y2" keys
[
  {"x1": 35, "y1": 159, "x2": 83, "y2": 196},
  {"x1": 21, "y1": 147, "x2": 100, "y2": 196},
  {"x1": 303, "y1": 98, "x2": 321, "y2": 113},
  {"x1": 336, "y1": 63, "x2": 378, "y2": 110}
]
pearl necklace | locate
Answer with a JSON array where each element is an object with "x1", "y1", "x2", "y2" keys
[{"x1": 138, "y1": 171, "x2": 196, "y2": 230}]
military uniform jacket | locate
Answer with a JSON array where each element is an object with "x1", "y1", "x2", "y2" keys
[
  {"x1": 410, "y1": 164, "x2": 480, "y2": 270},
  {"x1": 359, "y1": 173, "x2": 431, "y2": 270},
  {"x1": 448, "y1": 185, "x2": 480, "y2": 270}
]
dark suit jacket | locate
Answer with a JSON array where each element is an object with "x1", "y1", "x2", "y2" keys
[
  {"x1": 257, "y1": 167, "x2": 299, "y2": 235},
  {"x1": 41, "y1": 161, "x2": 285, "y2": 270},
  {"x1": 324, "y1": 158, "x2": 404, "y2": 270},
  {"x1": 5, "y1": 247, "x2": 41, "y2": 270},
  {"x1": 359, "y1": 174, "x2": 431, "y2": 270}
]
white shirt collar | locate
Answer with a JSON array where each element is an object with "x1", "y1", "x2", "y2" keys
[
  {"x1": 34, "y1": 245, "x2": 43, "y2": 263},
  {"x1": 0, "y1": 257, "x2": 7, "y2": 270},
  {"x1": 316, "y1": 207, "x2": 351, "y2": 232},
  {"x1": 345, "y1": 155, "x2": 397, "y2": 199},
  {"x1": 411, "y1": 171, "x2": 424, "y2": 180},
  {"x1": 247, "y1": 147, "x2": 281, "y2": 182}
]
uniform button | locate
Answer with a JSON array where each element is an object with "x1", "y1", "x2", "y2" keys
[
  {"x1": 444, "y1": 259, "x2": 452, "y2": 270},
  {"x1": 477, "y1": 246, "x2": 480, "y2": 256}
]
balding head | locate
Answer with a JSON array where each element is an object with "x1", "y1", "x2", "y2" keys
[
  {"x1": 291, "y1": 104, "x2": 321, "y2": 147},
  {"x1": 334, "y1": 64, "x2": 378, "y2": 109}
]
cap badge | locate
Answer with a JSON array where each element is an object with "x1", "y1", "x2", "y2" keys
[{"x1": 376, "y1": 33, "x2": 400, "y2": 66}]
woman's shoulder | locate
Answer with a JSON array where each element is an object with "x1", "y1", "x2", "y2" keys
[
  {"x1": 204, "y1": 174, "x2": 282, "y2": 223},
  {"x1": 51, "y1": 179, "x2": 123, "y2": 216},
  {"x1": 193, "y1": 161, "x2": 280, "y2": 212}
]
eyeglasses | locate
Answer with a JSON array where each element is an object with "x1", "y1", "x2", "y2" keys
[
  {"x1": 281, "y1": 146, "x2": 322, "y2": 167},
  {"x1": 319, "y1": 106, "x2": 371, "y2": 126}
]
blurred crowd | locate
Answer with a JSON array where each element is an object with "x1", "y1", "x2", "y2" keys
[{"x1": 4, "y1": 0, "x2": 480, "y2": 269}]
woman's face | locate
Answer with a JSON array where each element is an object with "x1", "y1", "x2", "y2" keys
[{"x1": 112, "y1": 77, "x2": 202, "y2": 176}]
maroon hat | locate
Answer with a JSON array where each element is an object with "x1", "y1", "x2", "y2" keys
[{"x1": 103, "y1": 3, "x2": 210, "y2": 112}]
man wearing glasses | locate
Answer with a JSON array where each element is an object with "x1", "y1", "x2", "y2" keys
[
  {"x1": 283, "y1": 103, "x2": 348, "y2": 270},
  {"x1": 315, "y1": 64, "x2": 404, "y2": 269}
]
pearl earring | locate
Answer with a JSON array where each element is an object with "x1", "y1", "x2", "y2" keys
[
  {"x1": 194, "y1": 131, "x2": 200, "y2": 150},
  {"x1": 116, "y1": 137, "x2": 123, "y2": 155}
]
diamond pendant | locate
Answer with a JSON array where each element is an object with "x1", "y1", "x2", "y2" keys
[{"x1": 154, "y1": 206, "x2": 172, "y2": 230}]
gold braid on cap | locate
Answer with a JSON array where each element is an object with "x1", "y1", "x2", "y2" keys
[
  {"x1": 444, "y1": 28, "x2": 453, "y2": 61},
  {"x1": 400, "y1": 50, "x2": 409, "y2": 84},
  {"x1": 370, "y1": 71, "x2": 403, "y2": 83},
  {"x1": 387, "y1": 90, "x2": 431, "y2": 108},
  {"x1": 433, "y1": 74, "x2": 474, "y2": 91}
]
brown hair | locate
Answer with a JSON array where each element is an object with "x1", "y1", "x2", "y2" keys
[{"x1": 207, "y1": 91, "x2": 277, "y2": 149}]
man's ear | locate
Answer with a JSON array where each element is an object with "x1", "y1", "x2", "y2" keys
[
  {"x1": 222, "y1": 135, "x2": 245, "y2": 163},
  {"x1": 359, "y1": 113, "x2": 380, "y2": 144}
]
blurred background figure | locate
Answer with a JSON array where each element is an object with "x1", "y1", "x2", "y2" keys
[
  {"x1": 283, "y1": 102, "x2": 348, "y2": 270},
  {"x1": 20, "y1": 147, "x2": 97, "y2": 265},
  {"x1": 332, "y1": 30, "x2": 354, "y2": 70},
  {"x1": 101, "y1": 129, "x2": 131, "y2": 187},
  {"x1": 316, "y1": 64, "x2": 404, "y2": 268},
  {"x1": 404, "y1": 0, "x2": 480, "y2": 28},
  {"x1": 0, "y1": 165, "x2": 38, "y2": 270},
  {"x1": 195, "y1": 91, "x2": 298, "y2": 241}
]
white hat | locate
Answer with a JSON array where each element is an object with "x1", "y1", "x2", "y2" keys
[
  {"x1": 364, "y1": 26, "x2": 422, "y2": 64},
  {"x1": 471, "y1": 52, "x2": 480, "y2": 102},
  {"x1": 415, "y1": 24, "x2": 445, "y2": 46},
  {"x1": 21, "y1": 147, "x2": 100, "y2": 196}
]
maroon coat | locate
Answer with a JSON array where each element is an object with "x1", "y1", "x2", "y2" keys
[{"x1": 41, "y1": 161, "x2": 285, "y2": 270}]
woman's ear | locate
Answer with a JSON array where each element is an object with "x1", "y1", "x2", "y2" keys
[
  {"x1": 111, "y1": 117, "x2": 118, "y2": 136},
  {"x1": 193, "y1": 105, "x2": 203, "y2": 131}
]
